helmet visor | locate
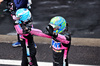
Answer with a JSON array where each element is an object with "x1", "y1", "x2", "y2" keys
[{"x1": 49, "y1": 23, "x2": 60, "y2": 30}]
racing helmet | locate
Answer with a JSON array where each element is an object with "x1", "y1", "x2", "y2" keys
[
  {"x1": 49, "y1": 16, "x2": 67, "y2": 33},
  {"x1": 16, "y1": 8, "x2": 31, "y2": 24}
]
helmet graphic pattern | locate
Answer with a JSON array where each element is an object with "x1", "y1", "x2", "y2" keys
[
  {"x1": 50, "y1": 16, "x2": 66, "y2": 33},
  {"x1": 16, "y1": 8, "x2": 31, "y2": 24}
]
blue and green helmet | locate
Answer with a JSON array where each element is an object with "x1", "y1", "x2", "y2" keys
[{"x1": 49, "y1": 16, "x2": 67, "y2": 33}]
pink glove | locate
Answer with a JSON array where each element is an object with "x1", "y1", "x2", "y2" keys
[
  {"x1": 12, "y1": 15, "x2": 16, "y2": 20},
  {"x1": 11, "y1": 15, "x2": 20, "y2": 20},
  {"x1": 10, "y1": 3, "x2": 13, "y2": 10}
]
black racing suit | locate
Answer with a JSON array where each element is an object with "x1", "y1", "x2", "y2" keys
[
  {"x1": 52, "y1": 32, "x2": 71, "y2": 66},
  {"x1": 20, "y1": 34, "x2": 38, "y2": 66}
]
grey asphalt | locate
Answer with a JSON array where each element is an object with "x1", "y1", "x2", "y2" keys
[
  {"x1": 0, "y1": 35, "x2": 100, "y2": 47},
  {"x1": 0, "y1": 43, "x2": 100, "y2": 66}
]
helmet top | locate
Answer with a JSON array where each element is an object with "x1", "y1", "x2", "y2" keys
[{"x1": 16, "y1": 8, "x2": 31, "y2": 24}]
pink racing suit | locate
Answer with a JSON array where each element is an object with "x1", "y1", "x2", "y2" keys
[{"x1": 14, "y1": 24, "x2": 71, "y2": 66}]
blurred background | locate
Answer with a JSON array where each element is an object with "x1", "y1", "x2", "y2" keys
[{"x1": 0, "y1": 0, "x2": 100, "y2": 38}]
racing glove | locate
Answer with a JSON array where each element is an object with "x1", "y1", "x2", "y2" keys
[{"x1": 46, "y1": 25, "x2": 58, "y2": 38}]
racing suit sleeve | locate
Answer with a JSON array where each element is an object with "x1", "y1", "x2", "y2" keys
[{"x1": 14, "y1": 24, "x2": 70, "y2": 44}]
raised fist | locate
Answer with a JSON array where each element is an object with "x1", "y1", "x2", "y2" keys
[{"x1": 46, "y1": 25, "x2": 53, "y2": 36}]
